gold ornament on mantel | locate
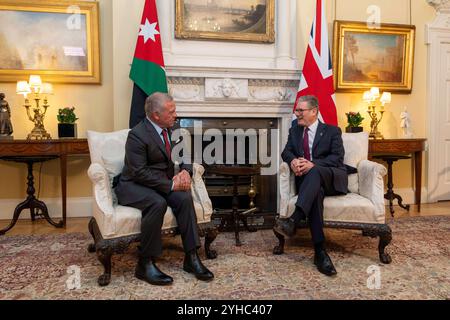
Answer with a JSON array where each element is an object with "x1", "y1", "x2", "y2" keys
[{"x1": 16, "y1": 75, "x2": 53, "y2": 140}]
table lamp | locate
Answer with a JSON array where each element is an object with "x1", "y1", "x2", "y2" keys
[
  {"x1": 16, "y1": 75, "x2": 53, "y2": 140},
  {"x1": 364, "y1": 87, "x2": 391, "y2": 139}
]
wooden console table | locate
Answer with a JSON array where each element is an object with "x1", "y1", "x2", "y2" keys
[
  {"x1": 0, "y1": 139, "x2": 89, "y2": 233},
  {"x1": 206, "y1": 165, "x2": 260, "y2": 246},
  {"x1": 369, "y1": 139, "x2": 426, "y2": 212}
]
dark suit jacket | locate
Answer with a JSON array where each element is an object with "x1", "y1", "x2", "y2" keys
[
  {"x1": 281, "y1": 120, "x2": 348, "y2": 194},
  {"x1": 115, "y1": 119, "x2": 192, "y2": 205}
]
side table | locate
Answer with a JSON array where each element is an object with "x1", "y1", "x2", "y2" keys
[
  {"x1": 206, "y1": 165, "x2": 260, "y2": 246},
  {"x1": 0, "y1": 156, "x2": 62, "y2": 235},
  {"x1": 372, "y1": 154, "x2": 411, "y2": 216}
]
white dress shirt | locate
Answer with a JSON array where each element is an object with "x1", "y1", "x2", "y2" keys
[{"x1": 147, "y1": 117, "x2": 170, "y2": 146}]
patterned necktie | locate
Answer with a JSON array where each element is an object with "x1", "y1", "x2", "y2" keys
[
  {"x1": 161, "y1": 129, "x2": 171, "y2": 159},
  {"x1": 302, "y1": 127, "x2": 311, "y2": 161}
]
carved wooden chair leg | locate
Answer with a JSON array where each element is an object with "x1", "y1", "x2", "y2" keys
[
  {"x1": 96, "y1": 246, "x2": 113, "y2": 286},
  {"x1": 87, "y1": 218, "x2": 96, "y2": 253},
  {"x1": 204, "y1": 227, "x2": 218, "y2": 259},
  {"x1": 272, "y1": 229, "x2": 285, "y2": 255},
  {"x1": 378, "y1": 225, "x2": 392, "y2": 264}
]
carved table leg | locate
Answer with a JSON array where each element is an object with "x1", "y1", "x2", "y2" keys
[
  {"x1": 233, "y1": 208, "x2": 242, "y2": 246},
  {"x1": 383, "y1": 158, "x2": 411, "y2": 217},
  {"x1": 34, "y1": 198, "x2": 63, "y2": 228},
  {"x1": 393, "y1": 193, "x2": 410, "y2": 212},
  {"x1": 232, "y1": 176, "x2": 242, "y2": 246},
  {"x1": 30, "y1": 207, "x2": 36, "y2": 221},
  {"x1": 0, "y1": 199, "x2": 28, "y2": 235},
  {"x1": 385, "y1": 159, "x2": 396, "y2": 217}
]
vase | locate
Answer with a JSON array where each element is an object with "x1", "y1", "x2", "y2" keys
[
  {"x1": 345, "y1": 126, "x2": 363, "y2": 133},
  {"x1": 58, "y1": 123, "x2": 77, "y2": 138}
]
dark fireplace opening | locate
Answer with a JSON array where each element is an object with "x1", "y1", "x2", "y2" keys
[{"x1": 175, "y1": 117, "x2": 279, "y2": 229}]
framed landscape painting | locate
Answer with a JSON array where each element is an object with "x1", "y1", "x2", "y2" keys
[
  {"x1": 333, "y1": 20, "x2": 415, "y2": 93},
  {"x1": 175, "y1": 0, "x2": 275, "y2": 43},
  {"x1": 0, "y1": 0, "x2": 100, "y2": 84}
]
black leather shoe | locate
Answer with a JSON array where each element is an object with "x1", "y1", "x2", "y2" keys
[
  {"x1": 183, "y1": 250, "x2": 214, "y2": 281},
  {"x1": 273, "y1": 218, "x2": 296, "y2": 238},
  {"x1": 293, "y1": 207, "x2": 308, "y2": 226},
  {"x1": 314, "y1": 250, "x2": 337, "y2": 276},
  {"x1": 135, "y1": 258, "x2": 173, "y2": 286}
]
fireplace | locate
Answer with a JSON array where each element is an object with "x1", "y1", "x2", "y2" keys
[
  {"x1": 166, "y1": 65, "x2": 300, "y2": 229},
  {"x1": 174, "y1": 117, "x2": 279, "y2": 229}
]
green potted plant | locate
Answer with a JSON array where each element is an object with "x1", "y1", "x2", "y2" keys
[
  {"x1": 345, "y1": 112, "x2": 364, "y2": 133},
  {"x1": 57, "y1": 107, "x2": 78, "y2": 138}
]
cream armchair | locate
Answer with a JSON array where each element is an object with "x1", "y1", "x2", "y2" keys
[
  {"x1": 274, "y1": 132, "x2": 392, "y2": 264},
  {"x1": 86, "y1": 129, "x2": 218, "y2": 286}
]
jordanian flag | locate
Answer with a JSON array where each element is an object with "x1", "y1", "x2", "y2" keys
[{"x1": 129, "y1": 0, "x2": 167, "y2": 128}]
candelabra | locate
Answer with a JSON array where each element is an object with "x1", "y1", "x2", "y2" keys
[
  {"x1": 16, "y1": 75, "x2": 53, "y2": 140},
  {"x1": 363, "y1": 87, "x2": 391, "y2": 139}
]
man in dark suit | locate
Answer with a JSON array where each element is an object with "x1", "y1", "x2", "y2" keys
[
  {"x1": 115, "y1": 92, "x2": 214, "y2": 285},
  {"x1": 274, "y1": 95, "x2": 348, "y2": 276}
]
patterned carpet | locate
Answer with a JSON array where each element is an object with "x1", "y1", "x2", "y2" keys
[{"x1": 0, "y1": 216, "x2": 449, "y2": 300}]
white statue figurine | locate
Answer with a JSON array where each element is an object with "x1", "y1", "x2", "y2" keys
[{"x1": 400, "y1": 107, "x2": 413, "y2": 138}]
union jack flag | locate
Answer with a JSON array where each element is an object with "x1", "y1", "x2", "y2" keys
[{"x1": 295, "y1": 0, "x2": 338, "y2": 126}]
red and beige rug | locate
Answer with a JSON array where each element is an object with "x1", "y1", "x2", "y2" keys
[{"x1": 0, "y1": 216, "x2": 449, "y2": 300}]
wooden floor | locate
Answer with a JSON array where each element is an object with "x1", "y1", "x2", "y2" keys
[{"x1": 1, "y1": 202, "x2": 449, "y2": 236}]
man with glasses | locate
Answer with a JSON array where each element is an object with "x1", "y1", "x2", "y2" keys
[{"x1": 274, "y1": 95, "x2": 348, "y2": 276}]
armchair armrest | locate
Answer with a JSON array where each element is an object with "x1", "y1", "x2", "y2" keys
[
  {"x1": 87, "y1": 163, "x2": 115, "y2": 216},
  {"x1": 279, "y1": 162, "x2": 296, "y2": 218},
  {"x1": 358, "y1": 160, "x2": 387, "y2": 223},
  {"x1": 191, "y1": 163, "x2": 213, "y2": 222},
  {"x1": 87, "y1": 163, "x2": 117, "y2": 236}
]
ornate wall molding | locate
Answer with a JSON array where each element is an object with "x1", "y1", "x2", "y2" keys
[
  {"x1": 249, "y1": 87, "x2": 296, "y2": 102},
  {"x1": 167, "y1": 68, "x2": 299, "y2": 104},
  {"x1": 249, "y1": 79, "x2": 299, "y2": 88},
  {"x1": 426, "y1": 0, "x2": 450, "y2": 42},
  {"x1": 205, "y1": 78, "x2": 248, "y2": 100},
  {"x1": 427, "y1": 0, "x2": 450, "y2": 13},
  {"x1": 169, "y1": 85, "x2": 202, "y2": 101},
  {"x1": 168, "y1": 77, "x2": 204, "y2": 85}
]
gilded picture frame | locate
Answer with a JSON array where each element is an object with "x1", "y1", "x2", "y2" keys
[
  {"x1": 333, "y1": 20, "x2": 415, "y2": 93},
  {"x1": 0, "y1": 0, "x2": 101, "y2": 84},
  {"x1": 175, "y1": 0, "x2": 275, "y2": 43}
]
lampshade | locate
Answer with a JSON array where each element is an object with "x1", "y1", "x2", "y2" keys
[
  {"x1": 28, "y1": 75, "x2": 42, "y2": 91},
  {"x1": 40, "y1": 83, "x2": 54, "y2": 95},
  {"x1": 370, "y1": 87, "x2": 380, "y2": 99},
  {"x1": 16, "y1": 81, "x2": 31, "y2": 97},
  {"x1": 380, "y1": 92, "x2": 392, "y2": 105},
  {"x1": 363, "y1": 90, "x2": 373, "y2": 102}
]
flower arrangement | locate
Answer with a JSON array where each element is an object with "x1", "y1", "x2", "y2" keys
[
  {"x1": 57, "y1": 107, "x2": 78, "y2": 124},
  {"x1": 346, "y1": 112, "x2": 364, "y2": 128}
]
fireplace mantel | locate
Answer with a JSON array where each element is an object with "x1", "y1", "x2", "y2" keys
[{"x1": 166, "y1": 66, "x2": 300, "y2": 145}]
